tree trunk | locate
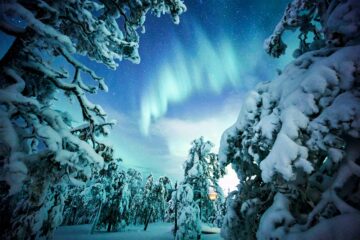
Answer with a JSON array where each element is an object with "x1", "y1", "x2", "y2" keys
[
  {"x1": 107, "y1": 222, "x2": 112, "y2": 232},
  {"x1": 133, "y1": 212, "x2": 137, "y2": 225},
  {"x1": 90, "y1": 202, "x2": 102, "y2": 234},
  {"x1": 120, "y1": 204, "x2": 127, "y2": 226},
  {"x1": 71, "y1": 207, "x2": 77, "y2": 225},
  {"x1": 143, "y1": 208, "x2": 153, "y2": 231},
  {"x1": 173, "y1": 182, "x2": 178, "y2": 236},
  {"x1": 199, "y1": 198, "x2": 202, "y2": 222}
]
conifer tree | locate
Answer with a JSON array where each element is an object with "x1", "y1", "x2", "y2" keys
[
  {"x1": 125, "y1": 168, "x2": 143, "y2": 225},
  {"x1": 183, "y1": 137, "x2": 224, "y2": 223},
  {"x1": 220, "y1": 1, "x2": 360, "y2": 239},
  {"x1": 175, "y1": 183, "x2": 201, "y2": 240}
]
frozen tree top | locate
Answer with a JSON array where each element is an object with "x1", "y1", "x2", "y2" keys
[{"x1": 264, "y1": 0, "x2": 360, "y2": 58}]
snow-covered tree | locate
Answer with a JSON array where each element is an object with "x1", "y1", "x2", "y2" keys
[
  {"x1": 92, "y1": 160, "x2": 130, "y2": 232},
  {"x1": 62, "y1": 159, "x2": 119, "y2": 229},
  {"x1": 175, "y1": 183, "x2": 201, "y2": 240},
  {"x1": 140, "y1": 174, "x2": 155, "y2": 229},
  {"x1": 220, "y1": 0, "x2": 360, "y2": 239},
  {"x1": 0, "y1": 0, "x2": 186, "y2": 238},
  {"x1": 166, "y1": 182, "x2": 178, "y2": 224},
  {"x1": 125, "y1": 168, "x2": 143, "y2": 225},
  {"x1": 85, "y1": 182, "x2": 107, "y2": 233},
  {"x1": 139, "y1": 174, "x2": 170, "y2": 230},
  {"x1": 150, "y1": 178, "x2": 165, "y2": 224},
  {"x1": 63, "y1": 165, "x2": 142, "y2": 232},
  {"x1": 213, "y1": 190, "x2": 226, "y2": 228},
  {"x1": 153, "y1": 176, "x2": 171, "y2": 222},
  {"x1": 208, "y1": 153, "x2": 226, "y2": 227},
  {"x1": 62, "y1": 185, "x2": 86, "y2": 225},
  {"x1": 184, "y1": 137, "x2": 224, "y2": 223},
  {"x1": 128, "y1": 188, "x2": 144, "y2": 225}
]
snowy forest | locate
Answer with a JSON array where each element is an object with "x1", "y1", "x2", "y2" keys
[{"x1": 0, "y1": 0, "x2": 359, "y2": 240}]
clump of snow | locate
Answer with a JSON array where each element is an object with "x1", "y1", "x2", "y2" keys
[
  {"x1": 257, "y1": 193, "x2": 294, "y2": 240},
  {"x1": 240, "y1": 198, "x2": 260, "y2": 217}
]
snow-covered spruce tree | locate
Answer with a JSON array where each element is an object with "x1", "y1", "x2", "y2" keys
[
  {"x1": 184, "y1": 137, "x2": 225, "y2": 223},
  {"x1": 164, "y1": 176, "x2": 174, "y2": 218},
  {"x1": 63, "y1": 158, "x2": 129, "y2": 230},
  {"x1": 141, "y1": 174, "x2": 155, "y2": 228},
  {"x1": 92, "y1": 160, "x2": 130, "y2": 232},
  {"x1": 125, "y1": 168, "x2": 143, "y2": 225},
  {"x1": 83, "y1": 182, "x2": 106, "y2": 233},
  {"x1": 76, "y1": 160, "x2": 124, "y2": 233},
  {"x1": 0, "y1": 0, "x2": 186, "y2": 239},
  {"x1": 166, "y1": 180, "x2": 188, "y2": 227},
  {"x1": 209, "y1": 152, "x2": 226, "y2": 227},
  {"x1": 213, "y1": 190, "x2": 226, "y2": 228},
  {"x1": 166, "y1": 183, "x2": 177, "y2": 223},
  {"x1": 62, "y1": 157, "x2": 114, "y2": 228},
  {"x1": 62, "y1": 185, "x2": 86, "y2": 225},
  {"x1": 175, "y1": 183, "x2": 201, "y2": 240},
  {"x1": 220, "y1": 0, "x2": 360, "y2": 239},
  {"x1": 128, "y1": 187, "x2": 144, "y2": 224},
  {"x1": 140, "y1": 174, "x2": 169, "y2": 230},
  {"x1": 153, "y1": 176, "x2": 172, "y2": 222}
]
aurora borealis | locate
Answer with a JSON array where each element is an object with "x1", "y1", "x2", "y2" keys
[{"x1": 140, "y1": 26, "x2": 243, "y2": 135}]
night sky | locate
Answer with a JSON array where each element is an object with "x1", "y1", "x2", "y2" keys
[{"x1": 0, "y1": 0, "x2": 297, "y2": 191}]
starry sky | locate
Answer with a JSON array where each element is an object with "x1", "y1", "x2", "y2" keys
[{"x1": 0, "y1": 0, "x2": 297, "y2": 192}]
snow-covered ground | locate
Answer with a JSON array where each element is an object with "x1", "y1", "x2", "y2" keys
[{"x1": 54, "y1": 222, "x2": 223, "y2": 240}]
